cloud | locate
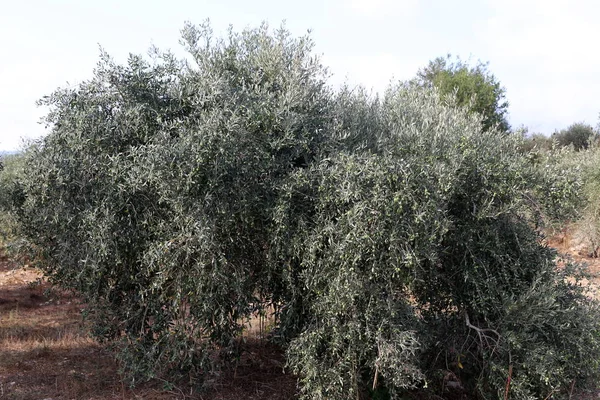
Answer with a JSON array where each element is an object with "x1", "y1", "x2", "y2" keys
[
  {"x1": 478, "y1": 0, "x2": 600, "y2": 131},
  {"x1": 323, "y1": 52, "x2": 421, "y2": 94}
]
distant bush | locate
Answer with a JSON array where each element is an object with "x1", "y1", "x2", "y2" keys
[
  {"x1": 526, "y1": 145, "x2": 585, "y2": 228},
  {"x1": 0, "y1": 153, "x2": 25, "y2": 248},
  {"x1": 549, "y1": 142, "x2": 600, "y2": 256},
  {"x1": 552, "y1": 122, "x2": 598, "y2": 151},
  {"x1": 519, "y1": 132, "x2": 554, "y2": 153},
  {"x1": 11, "y1": 22, "x2": 600, "y2": 400}
]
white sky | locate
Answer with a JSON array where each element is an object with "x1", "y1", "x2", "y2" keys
[{"x1": 1, "y1": 0, "x2": 599, "y2": 150}]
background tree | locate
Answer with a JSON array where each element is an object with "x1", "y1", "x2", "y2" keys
[
  {"x1": 517, "y1": 126, "x2": 554, "y2": 153},
  {"x1": 552, "y1": 122, "x2": 597, "y2": 150},
  {"x1": 414, "y1": 54, "x2": 510, "y2": 132},
  {"x1": 0, "y1": 152, "x2": 24, "y2": 247},
  {"x1": 520, "y1": 133, "x2": 554, "y2": 153}
]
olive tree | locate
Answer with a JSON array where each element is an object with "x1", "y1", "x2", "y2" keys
[
  {"x1": 17, "y1": 21, "x2": 333, "y2": 382},
  {"x1": 12, "y1": 22, "x2": 600, "y2": 399},
  {"x1": 275, "y1": 85, "x2": 598, "y2": 399}
]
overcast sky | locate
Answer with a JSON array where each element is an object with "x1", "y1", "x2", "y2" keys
[{"x1": 1, "y1": 0, "x2": 599, "y2": 151}]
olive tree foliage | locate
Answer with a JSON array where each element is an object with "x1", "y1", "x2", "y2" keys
[
  {"x1": 18, "y1": 21, "x2": 333, "y2": 382},
  {"x1": 414, "y1": 55, "x2": 510, "y2": 132},
  {"x1": 12, "y1": 22, "x2": 600, "y2": 399},
  {"x1": 277, "y1": 87, "x2": 598, "y2": 399}
]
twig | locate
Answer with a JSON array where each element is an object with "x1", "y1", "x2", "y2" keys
[
  {"x1": 372, "y1": 365, "x2": 379, "y2": 391},
  {"x1": 543, "y1": 388, "x2": 559, "y2": 400},
  {"x1": 464, "y1": 311, "x2": 501, "y2": 350},
  {"x1": 504, "y1": 364, "x2": 512, "y2": 400},
  {"x1": 568, "y1": 378, "x2": 576, "y2": 400}
]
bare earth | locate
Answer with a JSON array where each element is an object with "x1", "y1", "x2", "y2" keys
[{"x1": 0, "y1": 253, "x2": 296, "y2": 400}]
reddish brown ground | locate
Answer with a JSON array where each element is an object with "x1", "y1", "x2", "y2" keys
[
  {"x1": 546, "y1": 230, "x2": 600, "y2": 400},
  {"x1": 548, "y1": 228, "x2": 600, "y2": 297},
  {"x1": 0, "y1": 253, "x2": 296, "y2": 400}
]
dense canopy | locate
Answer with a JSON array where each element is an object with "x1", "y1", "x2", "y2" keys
[{"x1": 2, "y1": 22, "x2": 599, "y2": 400}]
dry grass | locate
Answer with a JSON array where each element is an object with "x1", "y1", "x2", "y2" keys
[{"x1": 0, "y1": 253, "x2": 297, "y2": 400}]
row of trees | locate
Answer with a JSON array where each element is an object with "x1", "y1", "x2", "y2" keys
[
  {"x1": 520, "y1": 123, "x2": 599, "y2": 152},
  {"x1": 1, "y1": 22, "x2": 600, "y2": 399},
  {"x1": 415, "y1": 55, "x2": 599, "y2": 152}
]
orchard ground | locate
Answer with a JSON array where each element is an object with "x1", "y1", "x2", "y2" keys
[
  {"x1": 1, "y1": 228, "x2": 599, "y2": 400},
  {"x1": 0, "y1": 252, "x2": 295, "y2": 400}
]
